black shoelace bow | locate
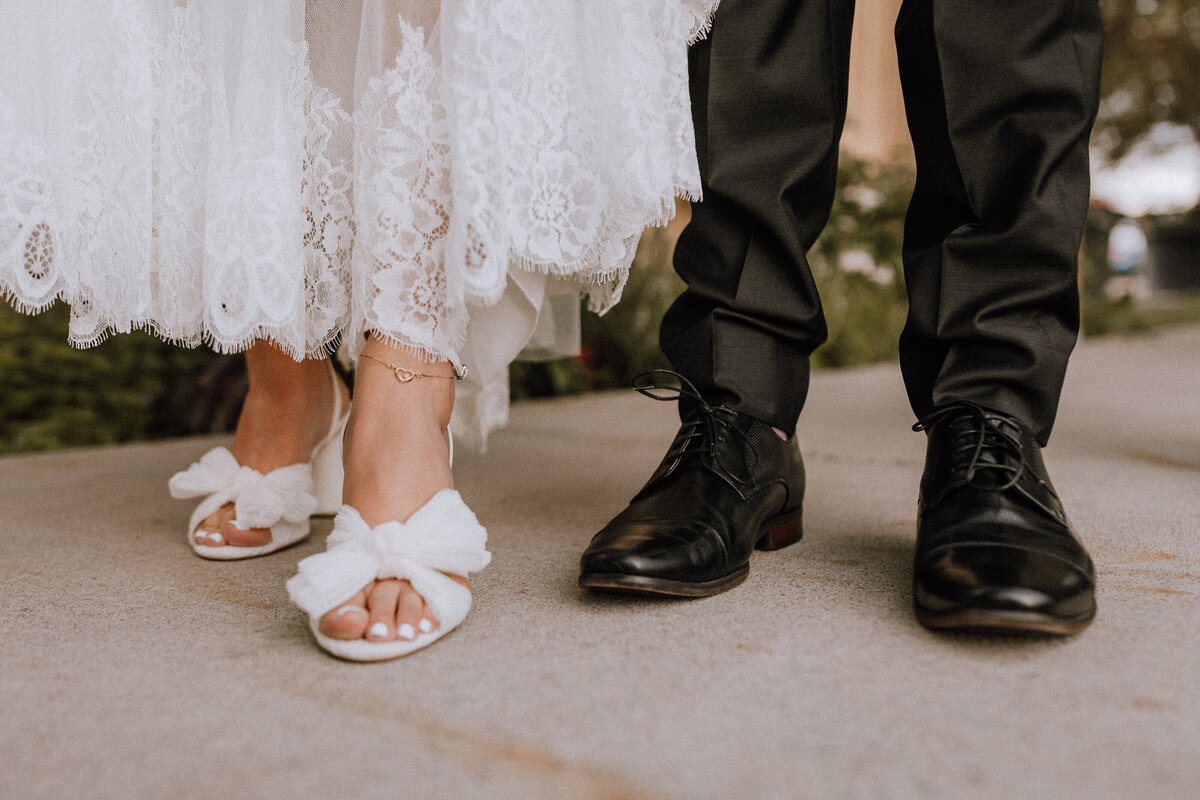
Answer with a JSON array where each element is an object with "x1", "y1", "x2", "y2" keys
[
  {"x1": 913, "y1": 401, "x2": 1027, "y2": 491},
  {"x1": 633, "y1": 370, "x2": 756, "y2": 488}
]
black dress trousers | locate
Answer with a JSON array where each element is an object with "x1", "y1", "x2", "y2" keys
[{"x1": 661, "y1": 0, "x2": 1103, "y2": 444}]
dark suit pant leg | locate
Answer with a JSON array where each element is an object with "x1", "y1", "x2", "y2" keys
[
  {"x1": 660, "y1": 0, "x2": 856, "y2": 435},
  {"x1": 895, "y1": 0, "x2": 1103, "y2": 443}
]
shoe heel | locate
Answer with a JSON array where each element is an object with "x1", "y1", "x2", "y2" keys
[
  {"x1": 311, "y1": 421, "x2": 346, "y2": 515},
  {"x1": 755, "y1": 506, "x2": 803, "y2": 551}
]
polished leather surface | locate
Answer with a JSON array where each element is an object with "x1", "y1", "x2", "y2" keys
[
  {"x1": 913, "y1": 403, "x2": 1096, "y2": 634},
  {"x1": 580, "y1": 398, "x2": 805, "y2": 597}
]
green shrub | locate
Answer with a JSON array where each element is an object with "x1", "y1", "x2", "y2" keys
[
  {"x1": 808, "y1": 159, "x2": 911, "y2": 368},
  {"x1": 0, "y1": 303, "x2": 227, "y2": 454}
]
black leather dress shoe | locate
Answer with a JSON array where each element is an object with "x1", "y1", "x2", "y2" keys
[
  {"x1": 579, "y1": 372, "x2": 805, "y2": 597},
  {"x1": 912, "y1": 401, "x2": 1096, "y2": 634}
]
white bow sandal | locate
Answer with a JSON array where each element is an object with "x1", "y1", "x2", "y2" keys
[
  {"x1": 168, "y1": 365, "x2": 349, "y2": 560},
  {"x1": 287, "y1": 490, "x2": 491, "y2": 661}
]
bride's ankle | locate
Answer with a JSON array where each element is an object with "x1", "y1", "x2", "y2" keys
[
  {"x1": 339, "y1": 337, "x2": 461, "y2": 525},
  {"x1": 232, "y1": 355, "x2": 344, "y2": 467},
  {"x1": 245, "y1": 356, "x2": 334, "y2": 402},
  {"x1": 356, "y1": 337, "x2": 456, "y2": 431}
]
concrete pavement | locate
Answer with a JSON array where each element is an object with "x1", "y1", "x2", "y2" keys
[{"x1": 2, "y1": 325, "x2": 1198, "y2": 800}]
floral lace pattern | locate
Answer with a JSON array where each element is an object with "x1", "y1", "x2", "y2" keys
[
  {"x1": 442, "y1": 0, "x2": 710, "y2": 313},
  {"x1": 2, "y1": 0, "x2": 720, "y2": 441},
  {"x1": 348, "y1": 18, "x2": 455, "y2": 361},
  {"x1": 1, "y1": 2, "x2": 352, "y2": 357}
]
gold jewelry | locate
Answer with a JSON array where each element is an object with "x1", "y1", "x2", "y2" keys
[{"x1": 360, "y1": 352, "x2": 467, "y2": 382}]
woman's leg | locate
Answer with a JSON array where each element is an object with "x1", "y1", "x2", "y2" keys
[
  {"x1": 192, "y1": 340, "x2": 349, "y2": 548},
  {"x1": 316, "y1": 334, "x2": 468, "y2": 643}
]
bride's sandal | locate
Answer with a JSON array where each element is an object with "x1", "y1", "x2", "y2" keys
[
  {"x1": 287, "y1": 491, "x2": 491, "y2": 661},
  {"x1": 168, "y1": 364, "x2": 350, "y2": 560}
]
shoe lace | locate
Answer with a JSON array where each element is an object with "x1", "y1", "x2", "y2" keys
[
  {"x1": 913, "y1": 401, "x2": 1026, "y2": 491},
  {"x1": 633, "y1": 369, "x2": 755, "y2": 487}
]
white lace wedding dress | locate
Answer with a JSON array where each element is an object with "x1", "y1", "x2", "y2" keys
[{"x1": 0, "y1": 0, "x2": 716, "y2": 445}]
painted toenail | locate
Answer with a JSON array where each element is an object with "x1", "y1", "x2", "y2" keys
[
  {"x1": 368, "y1": 622, "x2": 389, "y2": 638},
  {"x1": 334, "y1": 606, "x2": 365, "y2": 618},
  {"x1": 398, "y1": 623, "x2": 416, "y2": 640},
  {"x1": 205, "y1": 532, "x2": 224, "y2": 545},
  {"x1": 418, "y1": 619, "x2": 433, "y2": 634}
]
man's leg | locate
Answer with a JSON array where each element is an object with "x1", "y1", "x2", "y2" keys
[
  {"x1": 896, "y1": 0, "x2": 1101, "y2": 440},
  {"x1": 662, "y1": 0, "x2": 856, "y2": 435},
  {"x1": 579, "y1": 0, "x2": 855, "y2": 596},
  {"x1": 896, "y1": 0, "x2": 1103, "y2": 632}
]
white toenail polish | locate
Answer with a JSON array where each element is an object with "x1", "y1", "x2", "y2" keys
[
  {"x1": 368, "y1": 622, "x2": 389, "y2": 639},
  {"x1": 334, "y1": 606, "x2": 363, "y2": 618},
  {"x1": 207, "y1": 532, "x2": 224, "y2": 545},
  {"x1": 418, "y1": 618, "x2": 433, "y2": 634},
  {"x1": 398, "y1": 623, "x2": 416, "y2": 640}
]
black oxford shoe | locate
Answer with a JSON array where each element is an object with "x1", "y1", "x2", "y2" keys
[
  {"x1": 579, "y1": 372, "x2": 805, "y2": 597},
  {"x1": 912, "y1": 401, "x2": 1096, "y2": 635}
]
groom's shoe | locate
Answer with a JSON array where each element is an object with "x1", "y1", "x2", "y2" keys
[
  {"x1": 912, "y1": 402, "x2": 1096, "y2": 635},
  {"x1": 579, "y1": 372, "x2": 805, "y2": 597}
]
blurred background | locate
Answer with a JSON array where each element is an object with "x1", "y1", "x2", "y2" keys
[{"x1": 3, "y1": 0, "x2": 1198, "y2": 454}]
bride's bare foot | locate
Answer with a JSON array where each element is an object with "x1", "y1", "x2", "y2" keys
[
  {"x1": 192, "y1": 341, "x2": 350, "y2": 549},
  {"x1": 317, "y1": 337, "x2": 468, "y2": 643}
]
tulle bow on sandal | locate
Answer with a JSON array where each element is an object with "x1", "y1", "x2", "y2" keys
[
  {"x1": 287, "y1": 490, "x2": 491, "y2": 661},
  {"x1": 169, "y1": 367, "x2": 348, "y2": 559}
]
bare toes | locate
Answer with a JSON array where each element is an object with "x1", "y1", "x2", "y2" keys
[
  {"x1": 313, "y1": 576, "x2": 471, "y2": 644},
  {"x1": 319, "y1": 589, "x2": 370, "y2": 640},
  {"x1": 414, "y1": 576, "x2": 469, "y2": 635},
  {"x1": 193, "y1": 503, "x2": 272, "y2": 549},
  {"x1": 194, "y1": 504, "x2": 234, "y2": 545},
  {"x1": 221, "y1": 519, "x2": 272, "y2": 548},
  {"x1": 366, "y1": 580, "x2": 402, "y2": 641},
  {"x1": 395, "y1": 580, "x2": 425, "y2": 641},
  {"x1": 194, "y1": 528, "x2": 223, "y2": 546},
  {"x1": 416, "y1": 594, "x2": 437, "y2": 635}
]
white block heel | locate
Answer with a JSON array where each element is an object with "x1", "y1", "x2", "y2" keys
[
  {"x1": 311, "y1": 410, "x2": 347, "y2": 516},
  {"x1": 169, "y1": 363, "x2": 350, "y2": 560}
]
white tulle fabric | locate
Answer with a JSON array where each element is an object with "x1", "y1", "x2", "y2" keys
[
  {"x1": 0, "y1": 0, "x2": 716, "y2": 444},
  {"x1": 168, "y1": 446, "x2": 319, "y2": 534}
]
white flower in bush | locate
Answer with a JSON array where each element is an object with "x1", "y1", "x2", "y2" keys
[
  {"x1": 842, "y1": 183, "x2": 886, "y2": 211},
  {"x1": 837, "y1": 248, "x2": 895, "y2": 285}
]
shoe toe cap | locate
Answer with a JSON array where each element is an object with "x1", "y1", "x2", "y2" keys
[
  {"x1": 580, "y1": 521, "x2": 727, "y2": 580},
  {"x1": 914, "y1": 542, "x2": 1095, "y2": 618}
]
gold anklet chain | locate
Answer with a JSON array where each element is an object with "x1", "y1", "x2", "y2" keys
[{"x1": 360, "y1": 352, "x2": 467, "y2": 383}]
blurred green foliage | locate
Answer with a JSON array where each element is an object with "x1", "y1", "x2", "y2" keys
[
  {"x1": 0, "y1": 303, "x2": 231, "y2": 454},
  {"x1": 808, "y1": 159, "x2": 912, "y2": 368},
  {"x1": 1096, "y1": 0, "x2": 1200, "y2": 162}
]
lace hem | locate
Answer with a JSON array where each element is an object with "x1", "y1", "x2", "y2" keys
[
  {"x1": 2, "y1": 0, "x2": 713, "y2": 444},
  {"x1": 0, "y1": 4, "x2": 353, "y2": 360}
]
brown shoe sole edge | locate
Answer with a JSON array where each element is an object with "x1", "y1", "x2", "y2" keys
[
  {"x1": 915, "y1": 606, "x2": 1096, "y2": 636},
  {"x1": 577, "y1": 506, "x2": 804, "y2": 598},
  {"x1": 578, "y1": 566, "x2": 751, "y2": 598}
]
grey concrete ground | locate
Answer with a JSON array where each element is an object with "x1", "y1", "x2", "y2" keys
[{"x1": 2, "y1": 325, "x2": 1198, "y2": 800}]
